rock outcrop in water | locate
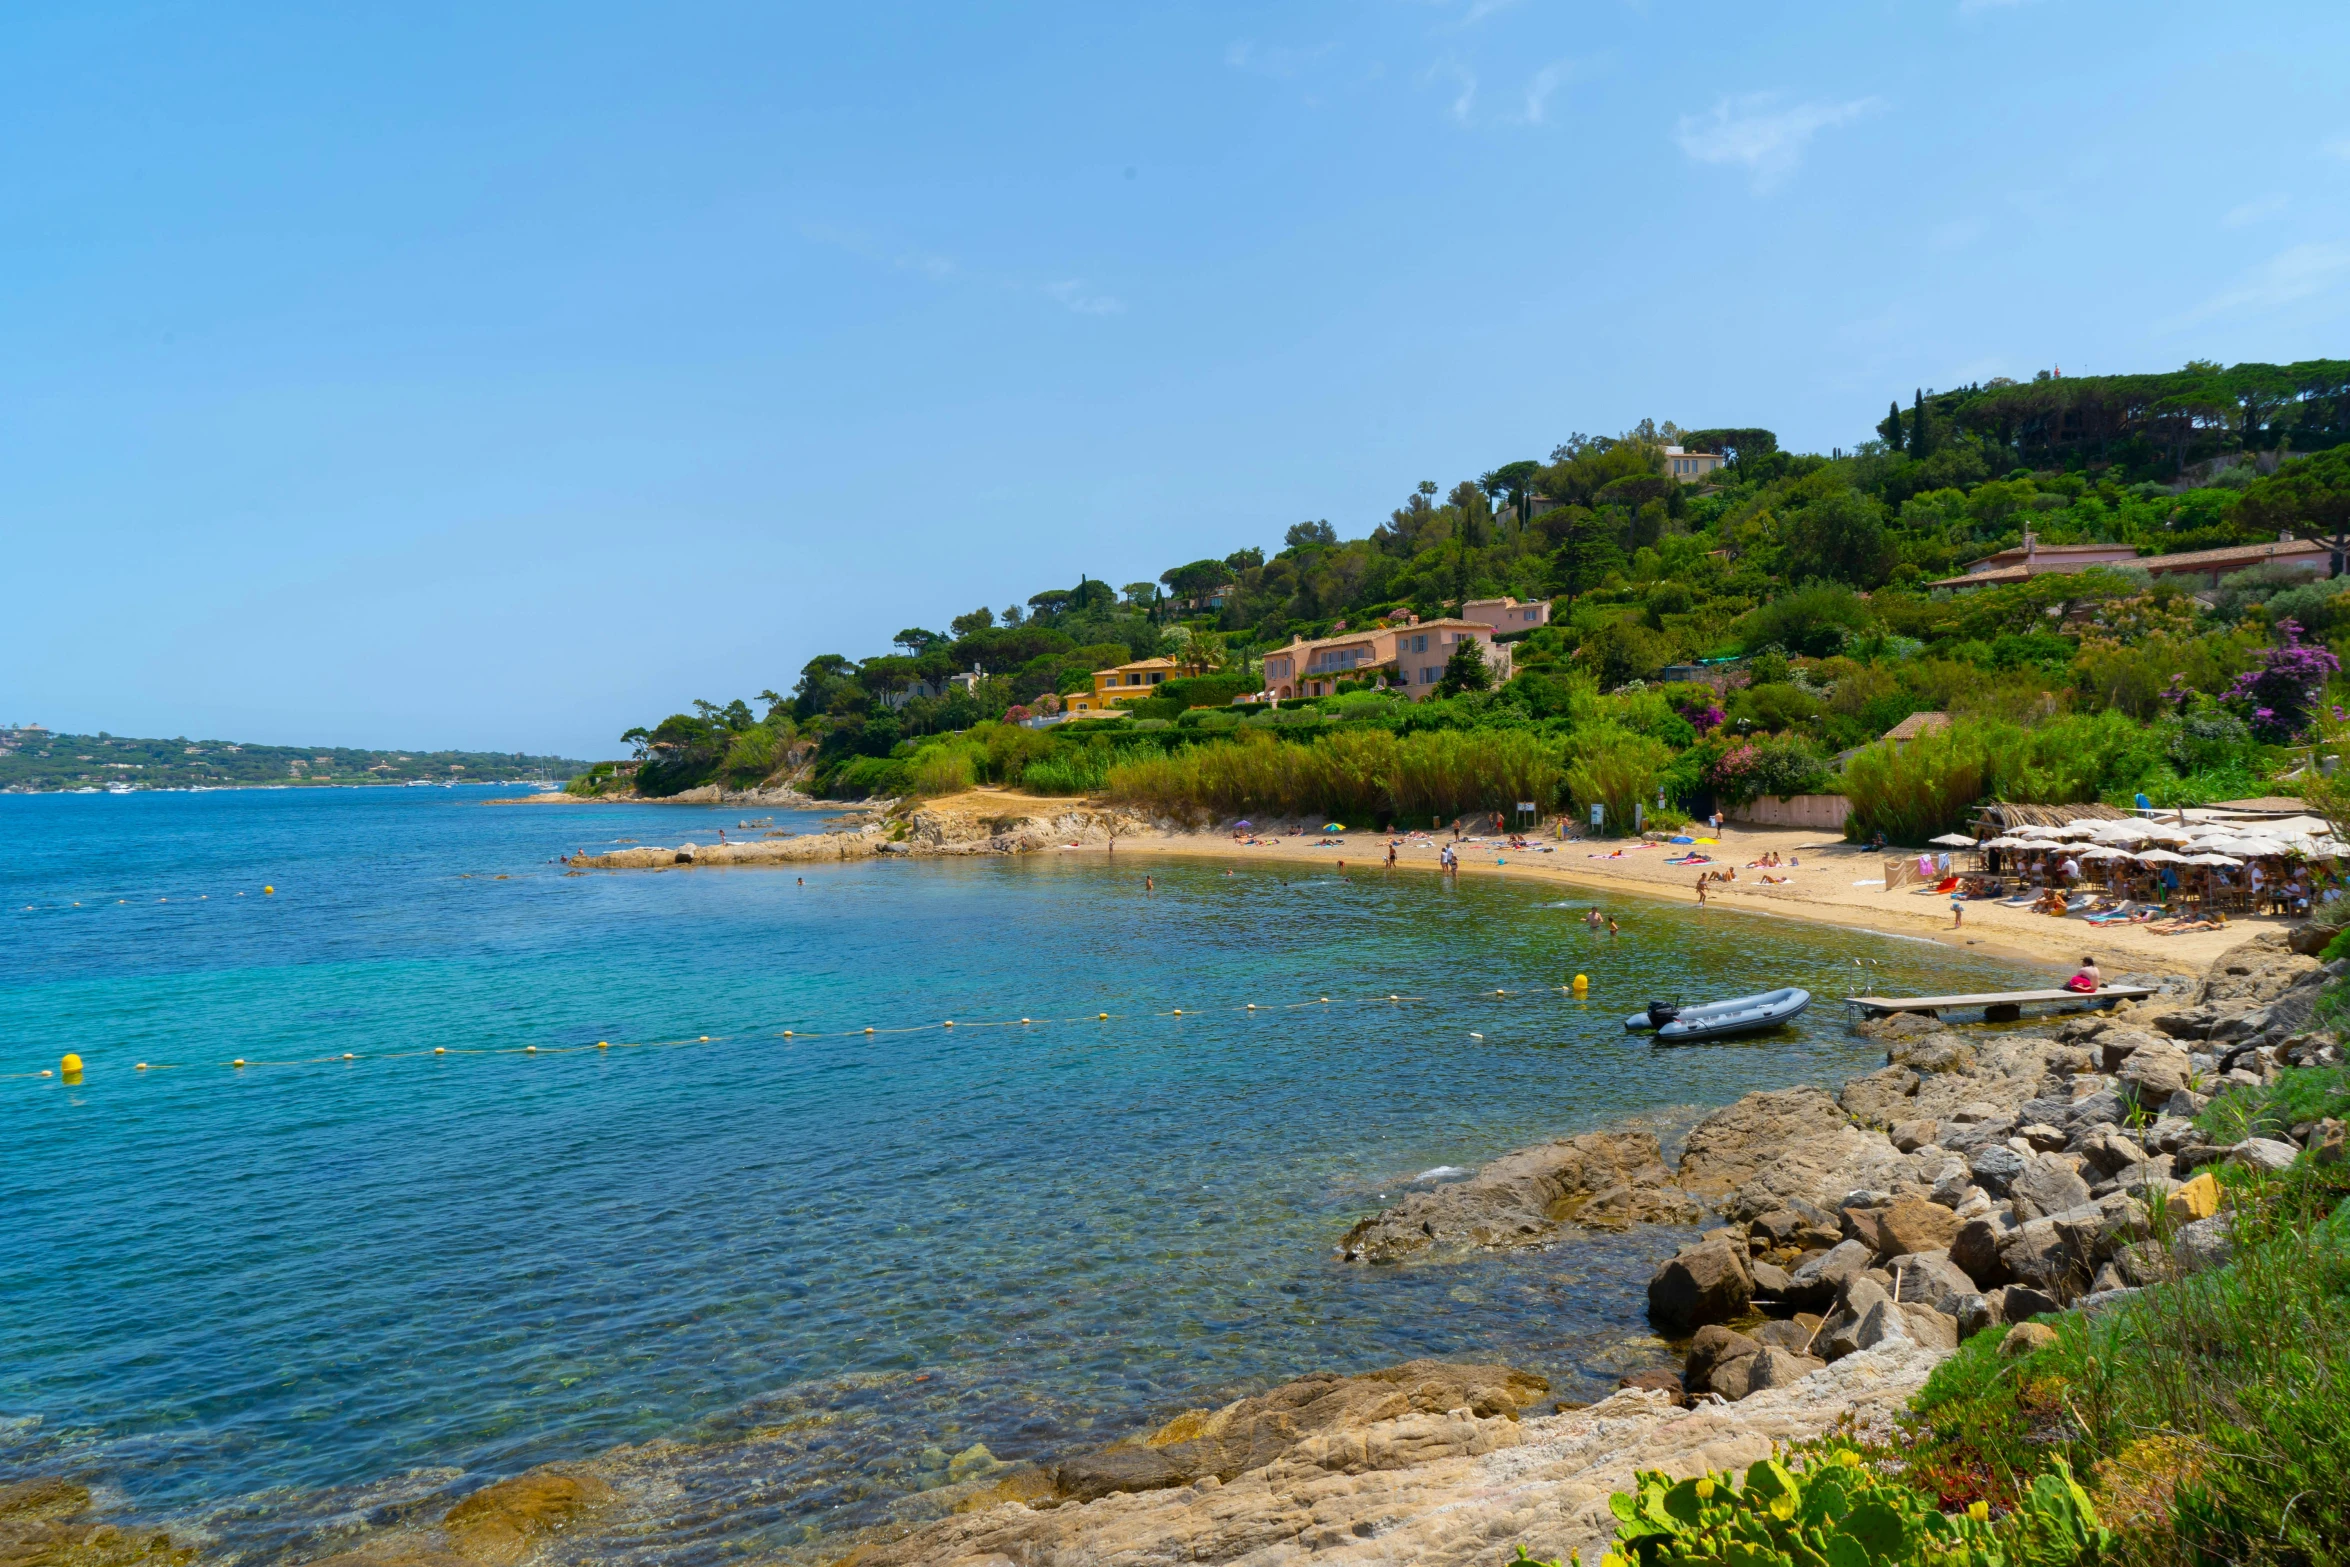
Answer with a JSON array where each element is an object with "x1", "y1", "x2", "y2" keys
[
  {"x1": 831, "y1": 1345, "x2": 1940, "y2": 1567},
  {"x1": 0, "y1": 1479, "x2": 190, "y2": 1567},
  {"x1": 1336, "y1": 1131, "x2": 1699, "y2": 1262}
]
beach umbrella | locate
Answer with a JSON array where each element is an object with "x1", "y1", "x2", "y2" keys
[
  {"x1": 1235, "y1": 820, "x2": 1254, "y2": 828},
  {"x1": 2134, "y1": 848, "x2": 2191, "y2": 864},
  {"x1": 2188, "y1": 852, "x2": 2244, "y2": 866},
  {"x1": 2079, "y1": 845, "x2": 2133, "y2": 859},
  {"x1": 1929, "y1": 833, "x2": 1978, "y2": 847},
  {"x1": 1981, "y1": 836, "x2": 2031, "y2": 849},
  {"x1": 2050, "y1": 822, "x2": 2099, "y2": 838},
  {"x1": 1323, "y1": 823, "x2": 1346, "y2": 833}
]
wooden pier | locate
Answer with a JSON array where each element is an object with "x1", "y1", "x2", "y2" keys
[{"x1": 1843, "y1": 985, "x2": 2154, "y2": 1022}]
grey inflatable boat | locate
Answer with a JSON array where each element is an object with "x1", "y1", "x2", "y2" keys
[{"x1": 1623, "y1": 987, "x2": 1811, "y2": 1042}]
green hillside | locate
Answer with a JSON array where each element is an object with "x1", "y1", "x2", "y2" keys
[{"x1": 591, "y1": 358, "x2": 2350, "y2": 838}]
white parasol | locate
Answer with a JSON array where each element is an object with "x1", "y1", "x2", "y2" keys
[
  {"x1": 2188, "y1": 852, "x2": 2244, "y2": 867},
  {"x1": 2134, "y1": 848, "x2": 2191, "y2": 864},
  {"x1": 1929, "y1": 832, "x2": 1979, "y2": 847}
]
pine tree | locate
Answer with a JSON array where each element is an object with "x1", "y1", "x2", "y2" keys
[
  {"x1": 1881, "y1": 400, "x2": 1905, "y2": 453},
  {"x1": 1912, "y1": 389, "x2": 1932, "y2": 459}
]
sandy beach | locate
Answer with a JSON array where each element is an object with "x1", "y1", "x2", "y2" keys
[{"x1": 880, "y1": 788, "x2": 2282, "y2": 978}]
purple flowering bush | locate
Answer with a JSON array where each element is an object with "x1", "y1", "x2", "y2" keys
[
  {"x1": 2223, "y1": 619, "x2": 2340, "y2": 743},
  {"x1": 1677, "y1": 701, "x2": 1726, "y2": 735}
]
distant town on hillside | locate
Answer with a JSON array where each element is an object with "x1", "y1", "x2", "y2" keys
[{"x1": 0, "y1": 726, "x2": 585, "y2": 792}]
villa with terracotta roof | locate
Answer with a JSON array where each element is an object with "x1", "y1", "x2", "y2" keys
[
  {"x1": 1259, "y1": 619, "x2": 1511, "y2": 701},
  {"x1": 1928, "y1": 528, "x2": 2332, "y2": 591}
]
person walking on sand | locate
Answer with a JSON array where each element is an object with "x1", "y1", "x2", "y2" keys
[
  {"x1": 1951, "y1": 894, "x2": 1964, "y2": 929},
  {"x1": 1386, "y1": 842, "x2": 1397, "y2": 869},
  {"x1": 1695, "y1": 876, "x2": 1707, "y2": 907}
]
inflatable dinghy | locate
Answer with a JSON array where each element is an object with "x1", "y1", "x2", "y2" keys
[{"x1": 1623, "y1": 987, "x2": 1811, "y2": 1042}]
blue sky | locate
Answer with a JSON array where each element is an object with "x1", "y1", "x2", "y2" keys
[{"x1": 6, "y1": 1, "x2": 2348, "y2": 759}]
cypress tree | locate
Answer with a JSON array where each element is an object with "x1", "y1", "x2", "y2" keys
[
  {"x1": 1912, "y1": 389, "x2": 1932, "y2": 459},
  {"x1": 1883, "y1": 399, "x2": 1906, "y2": 453}
]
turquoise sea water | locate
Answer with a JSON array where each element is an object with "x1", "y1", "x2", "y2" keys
[{"x1": 0, "y1": 787, "x2": 2039, "y2": 1562}]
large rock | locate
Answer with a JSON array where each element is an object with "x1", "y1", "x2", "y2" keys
[
  {"x1": 2172, "y1": 1216, "x2": 2233, "y2": 1274},
  {"x1": 1966, "y1": 1144, "x2": 2026, "y2": 1196},
  {"x1": 2119, "y1": 1041, "x2": 2195, "y2": 1105},
  {"x1": 843, "y1": 1342, "x2": 1953, "y2": 1567},
  {"x1": 1888, "y1": 1250, "x2": 1979, "y2": 1316},
  {"x1": 1839, "y1": 1065, "x2": 1921, "y2": 1125},
  {"x1": 1951, "y1": 1214, "x2": 2018, "y2": 1287},
  {"x1": 1676, "y1": 1088, "x2": 1901, "y2": 1221},
  {"x1": 1988, "y1": 1283, "x2": 2060, "y2": 1324},
  {"x1": 1681, "y1": 1326, "x2": 1763, "y2": 1398},
  {"x1": 1744, "y1": 1346, "x2": 1826, "y2": 1394},
  {"x1": 2075, "y1": 1125, "x2": 2150, "y2": 1177},
  {"x1": 1052, "y1": 1360, "x2": 1549, "y2": 1501},
  {"x1": 2095, "y1": 1027, "x2": 2169, "y2": 1073},
  {"x1": 1781, "y1": 1239, "x2": 1872, "y2": 1311},
  {"x1": 2009, "y1": 1158, "x2": 2094, "y2": 1220},
  {"x1": 1897, "y1": 1303, "x2": 1960, "y2": 1352},
  {"x1": 442, "y1": 1470, "x2": 618, "y2": 1565},
  {"x1": 1339, "y1": 1131, "x2": 1699, "y2": 1262},
  {"x1": 2231, "y1": 1137, "x2": 2300, "y2": 1172},
  {"x1": 1888, "y1": 1033, "x2": 1977, "y2": 1074},
  {"x1": 1997, "y1": 1218, "x2": 2089, "y2": 1296},
  {"x1": 0, "y1": 1477, "x2": 182, "y2": 1567},
  {"x1": 1872, "y1": 1196, "x2": 1963, "y2": 1258},
  {"x1": 1647, "y1": 1242, "x2": 1755, "y2": 1333},
  {"x1": 2196, "y1": 934, "x2": 2320, "y2": 1005}
]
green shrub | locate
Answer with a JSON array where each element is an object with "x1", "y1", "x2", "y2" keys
[
  {"x1": 1105, "y1": 727, "x2": 1566, "y2": 824},
  {"x1": 1551, "y1": 1448, "x2": 2103, "y2": 1567},
  {"x1": 1564, "y1": 732, "x2": 1670, "y2": 833},
  {"x1": 908, "y1": 744, "x2": 976, "y2": 795}
]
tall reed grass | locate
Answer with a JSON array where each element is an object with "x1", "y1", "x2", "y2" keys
[
  {"x1": 1842, "y1": 712, "x2": 2167, "y2": 843},
  {"x1": 1105, "y1": 729, "x2": 1569, "y2": 824}
]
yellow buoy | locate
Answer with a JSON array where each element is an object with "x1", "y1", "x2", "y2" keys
[
  {"x1": 434, "y1": 1046, "x2": 447, "y2": 1055},
  {"x1": 1020, "y1": 1018, "x2": 1030, "y2": 1025},
  {"x1": 38, "y1": 1069, "x2": 52, "y2": 1078},
  {"x1": 782, "y1": 1030, "x2": 794, "y2": 1037},
  {"x1": 943, "y1": 1020, "x2": 954, "y2": 1028},
  {"x1": 1572, "y1": 974, "x2": 1589, "y2": 993},
  {"x1": 1098, "y1": 1012, "x2": 1109, "y2": 1020},
  {"x1": 864, "y1": 1026, "x2": 875, "y2": 1034},
  {"x1": 525, "y1": 1044, "x2": 538, "y2": 1053},
  {"x1": 136, "y1": 1062, "x2": 149, "y2": 1071},
  {"x1": 60, "y1": 1053, "x2": 83, "y2": 1075},
  {"x1": 263, "y1": 885, "x2": 274, "y2": 894},
  {"x1": 1246, "y1": 1003, "x2": 1256, "y2": 1010},
  {"x1": 699, "y1": 1035, "x2": 710, "y2": 1042},
  {"x1": 232, "y1": 1058, "x2": 247, "y2": 1068},
  {"x1": 342, "y1": 1052, "x2": 355, "y2": 1061},
  {"x1": 1172, "y1": 1008, "x2": 1183, "y2": 1016},
  {"x1": 598, "y1": 1040, "x2": 610, "y2": 1049},
  {"x1": 1495, "y1": 989, "x2": 1506, "y2": 997},
  {"x1": 1320, "y1": 996, "x2": 1329, "y2": 1003}
]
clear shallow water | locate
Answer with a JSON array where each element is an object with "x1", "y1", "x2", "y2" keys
[{"x1": 0, "y1": 787, "x2": 2040, "y2": 1561}]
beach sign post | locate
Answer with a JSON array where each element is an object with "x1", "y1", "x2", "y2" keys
[{"x1": 1589, "y1": 803, "x2": 1604, "y2": 835}]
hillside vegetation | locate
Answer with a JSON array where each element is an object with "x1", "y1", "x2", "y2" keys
[{"x1": 591, "y1": 360, "x2": 2350, "y2": 838}]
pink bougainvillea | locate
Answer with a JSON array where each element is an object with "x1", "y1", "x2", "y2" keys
[{"x1": 2223, "y1": 619, "x2": 2340, "y2": 743}]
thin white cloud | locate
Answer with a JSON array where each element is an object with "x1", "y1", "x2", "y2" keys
[
  {"x1": 1442, "y1": 62, "x2": 1477, "y2": 122},
  {"x1": 1521, "y1": 56, "x2": 1598, "y2": 124},
  {"x1": 2167, "y1": 242, "x2": 2350, "y2": 328},
  {"x1": 1045, "y1": 280, "x2": 1124, "y2": 317},
  {"x1": 2223, "y1": 193, "x2": 2289, "y2": 229},
  {"x1": 1674, "y1": 93, "x2": 1884, "y2": 192}
]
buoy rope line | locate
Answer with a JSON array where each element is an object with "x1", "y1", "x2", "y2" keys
[{"x1": 11, "y1": 980, "x2": 1657, "y2": 1081}]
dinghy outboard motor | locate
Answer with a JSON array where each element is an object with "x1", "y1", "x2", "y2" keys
[{"x1": 1646, "y1": 1001, "x2": 1681, "y2": 1029}]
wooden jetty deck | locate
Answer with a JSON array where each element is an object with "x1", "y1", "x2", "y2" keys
[{"x1": 1843, "y1": 985, "x2": 2155, "y2": 1021}]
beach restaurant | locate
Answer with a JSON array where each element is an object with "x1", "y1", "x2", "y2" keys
[{"x1": 1885, "y1": 801, "x2": 2341, "y2": 927}]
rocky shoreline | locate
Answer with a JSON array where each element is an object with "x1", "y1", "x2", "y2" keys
[
  {"x1": 804, "y1": 929, "x2": 2345, "y2": 1565},
  {"x1": 12, "y1": 935, "x2": 2340, "y2": 1567}
]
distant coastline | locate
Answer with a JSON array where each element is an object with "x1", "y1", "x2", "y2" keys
[{"x1": 0, "y1": 724, "x2": 584, "y2": 793}]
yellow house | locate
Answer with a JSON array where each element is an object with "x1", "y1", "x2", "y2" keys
[{"x1": 1066, "y1": 657, "x2": 1178, "y2": 714}]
